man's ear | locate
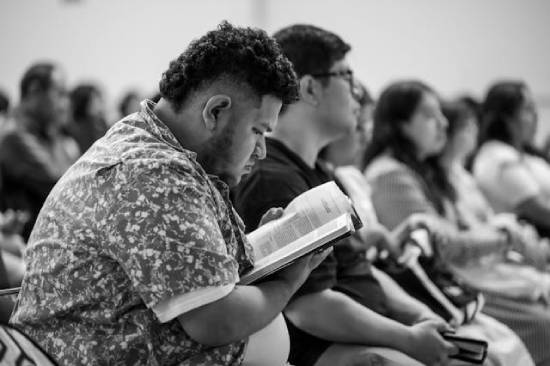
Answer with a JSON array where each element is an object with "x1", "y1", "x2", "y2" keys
[
  {"x1": 299, "y1": 76, "x2": 319, "y2": 106},
  {"x1": 202, "y1": 95, "x2": 232, "y2": 131}
]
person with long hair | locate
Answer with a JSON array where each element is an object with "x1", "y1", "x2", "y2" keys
[
  {"x1": 473, "y1": 81, "x2": 550, "y2": 238},
  {"x1": 364, "y1": 80, "x2": 550, "y2": 365},
  {"x1": 440, "y1": 99, "x2": 549, "y2": 269}
]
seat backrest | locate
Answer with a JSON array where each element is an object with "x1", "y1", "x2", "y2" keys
[
  {"x1": 0, "y1": 252, "x2": 9, "y2": 289},
  {"x1": 0, "y1": 288, "x2": 20, "y2": 324},
  {"x1": 0, "y1": 323, "x2": 58, "y2": 365}
]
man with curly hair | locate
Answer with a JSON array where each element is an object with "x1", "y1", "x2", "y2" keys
[{"x1": 11, "y1": 21, "x2": 328, "y2": 365}]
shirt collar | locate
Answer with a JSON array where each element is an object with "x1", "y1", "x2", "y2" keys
[
  {"x1": 138, "y1": 100, "x2": 235, "y2": 195},
  {"x1": 137, "y1": 99, "x2": 197, "y2": 158}
]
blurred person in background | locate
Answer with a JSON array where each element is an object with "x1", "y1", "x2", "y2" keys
[
  {"x1": 323, "y1": 81, "x2": 536, "y2": 366},
  {"x1": 364, "y1": 80, "x2": 548, "y2": 365},
  {"x1": 117, "y1": 89, "x2": 142, "y2": 119},
  {"x1": 473, "y1": 81, "x2": 550, "y2": 239},
  {"x1": 0, "y1": 62, "x2": 79, "y2": 240},
  {"x1": 0, "y1": 89, "x2": 11, "y2": 133},
  {"x1": 440, "y1": 98, "x2": 550, "y2": 269},
  {"x1": 66, "y1": 83, "x2": 109, "y2": 153},
  {"x1": 0, "y1": 209, "x2": 28, "y2": 322}
]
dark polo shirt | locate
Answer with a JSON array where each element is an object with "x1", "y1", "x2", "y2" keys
[{"x1": 232, "y1": 137, "x2": 389, "y2": 366}]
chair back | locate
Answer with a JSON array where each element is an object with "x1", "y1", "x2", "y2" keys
[
  {"x1": 0, "y1": 287, "x2": 20, "y2": 324},
  {"x1": 0, "y1": 323, "x2": 58, "y2": 365}
]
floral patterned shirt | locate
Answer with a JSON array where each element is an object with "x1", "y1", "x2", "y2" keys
[{"x1": 10, "y1": 100, "x2": 255, "y2": 365}]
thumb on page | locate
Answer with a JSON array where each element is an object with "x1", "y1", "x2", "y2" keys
[{"x1": 258, "y1": 207, "x2": 284, "y2": 227}]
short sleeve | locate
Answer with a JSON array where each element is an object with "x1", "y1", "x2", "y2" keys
[
  {"x1": 103, "y1": 163, "x2": 240, "y2": 312},
  {"x1": 368, "y1": 166, "x2": 439, "y2": 230},
  {"x1": 474, "y1": 141, "x2": 541, "y2": 211}
]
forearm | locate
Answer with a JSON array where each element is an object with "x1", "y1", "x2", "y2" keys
[
  {"x1": 178, "y1": 278, "x2": 296, "y2": 346},
  {"x1": 371, "y1": 266, "x2": 434, "y2": 324},
  {"x1": 438, "y1": 227, "x2": 507, "y2": 265},
  {"x1": 284, "y1": 289, "x2": 413, "y2": 351}
]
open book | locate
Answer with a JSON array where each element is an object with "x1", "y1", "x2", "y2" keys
[{"x1": 239, "y1": 181, "x2": 360, "y2": 285}]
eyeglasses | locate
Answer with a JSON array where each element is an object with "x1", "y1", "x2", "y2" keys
[{"x1": 310, "y1": 69, "x2": 361, "y2": 100}]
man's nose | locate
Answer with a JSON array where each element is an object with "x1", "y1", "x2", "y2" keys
[{"x1": 256, "y1": 135, "x2": 267, "y2": 160}]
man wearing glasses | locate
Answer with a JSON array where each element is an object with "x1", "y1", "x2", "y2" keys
[{"x1": 232, "y1": 24, "x2": 456, "y2": 366}]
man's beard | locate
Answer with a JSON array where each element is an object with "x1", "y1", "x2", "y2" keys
[{"x1": 198, "y1": 123, "x2": 239, "y2": 187}]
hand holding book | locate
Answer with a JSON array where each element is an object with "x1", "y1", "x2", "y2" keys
[{"x1": 239, "y1": 181, "x2": 361, "y2": 285}]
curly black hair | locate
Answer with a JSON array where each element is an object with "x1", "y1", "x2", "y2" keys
[
  {"x1": 272, "y1": 24, "x2": 351, "y2": 78},
  {"x1": 159, "y1": 21, "x2": 298, "y2": 111}
]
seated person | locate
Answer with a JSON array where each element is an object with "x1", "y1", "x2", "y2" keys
[
  {"x1": 473, "y1": 81, "x2": 550, "y2": 239},
  {"x1": 323, "y1": 81, "x2": 535, "y2": 366},
  {"x1": 364, "y1": 80, "x2": 545, "y2": 365},
  {"x1": 441, "y1": 98, "x2": 550, "y2": 270},
  {"x1": 9, "y1": 22, "x2": 328, "y2": 365},
  {"x1": 66, "y1": 83, "x2": 109, "y2": 153},
  {"x1": 234, "y1": 24, "x2": 461, "y2": 366},
  {"x1": 0, "y1": 62, "x2": 79, "y2": 240}
]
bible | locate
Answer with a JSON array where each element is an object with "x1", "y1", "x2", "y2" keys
[{"x1": 239, "y1": 181, "x2": 361, "y2": 285}]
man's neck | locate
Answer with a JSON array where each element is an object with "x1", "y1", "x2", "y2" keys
[{"x1": 270, "y1": 112, "x2": 330, "y2": 168}]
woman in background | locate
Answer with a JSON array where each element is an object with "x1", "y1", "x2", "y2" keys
[
  {"x1": 364, "y1": 80, "x2": 550, "y2": 365},
  {"x1": 473, "y1": 81, "x2": 550, "y2": 238},
  {"x1": 322, "y1": 81, "x2": 535, "y2": 366},
  {"x1": 440, "y1": 99, "x2": 549, "y2": 269},
  {"x1": 66, "y1": 83, "x2": 109, "y2": 154}
]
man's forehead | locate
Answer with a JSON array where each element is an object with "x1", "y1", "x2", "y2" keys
[{"x1": 254, "y1": 95, "x2": 281, "y2": 130}]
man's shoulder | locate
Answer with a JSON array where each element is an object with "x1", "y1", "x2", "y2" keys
[{"x1": 91, "y1": 121, "x2": 204, "y2": 182}]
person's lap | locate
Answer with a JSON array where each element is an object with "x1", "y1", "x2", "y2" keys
[{"x1": 314, "y1": 344, "x2": 421, "y2": 366}]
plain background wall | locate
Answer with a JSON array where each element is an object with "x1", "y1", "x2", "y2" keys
[{"x1": 1, "y1": 0, "x2": 549, "y2": 143}]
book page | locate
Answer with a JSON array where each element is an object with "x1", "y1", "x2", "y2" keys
[
  {"x1": 284, "y1": 181, "x2": 352, "y2": 228},
  {"x1": 240, "y1": 214, "x2": 353, "y2": 285},
  {"x1": 247, "y1": 181, "x2": 354, "y2": 260}
]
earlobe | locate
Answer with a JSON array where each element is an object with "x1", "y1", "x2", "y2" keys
[{"x1": 202, "y1": 95, "x2": 232, "y2": 131}]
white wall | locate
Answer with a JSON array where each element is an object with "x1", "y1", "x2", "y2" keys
[{"x1": 1, "y1": 0, "x2": 549, "y2": 142}]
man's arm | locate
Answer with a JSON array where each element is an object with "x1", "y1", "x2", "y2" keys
[
  {"x1": 284, "y1": 288, "x2": 456, "y2": 365},
  {"x1": 371, "y1": 266, "x2": 438, "y2": 325},
  {"x1": 178, "y1": 249, "x2": 331, "y2": 346}
]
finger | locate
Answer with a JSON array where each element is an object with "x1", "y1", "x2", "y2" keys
[
  {"x1": 309, "y1": 247, "x2": 333, "y2": 268},
  {"x1": 424, "y1": 318, "x2": 450, "y2": 333},
  {"x1": 443, "y1": 340, "x2": 459, "y2": 355},
  {"x1": 264, "y1": 207, "x2": 283, "y2": 220},
  {"x1": 259, "y1": 207, "x2": 284, "y2": 226}
]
